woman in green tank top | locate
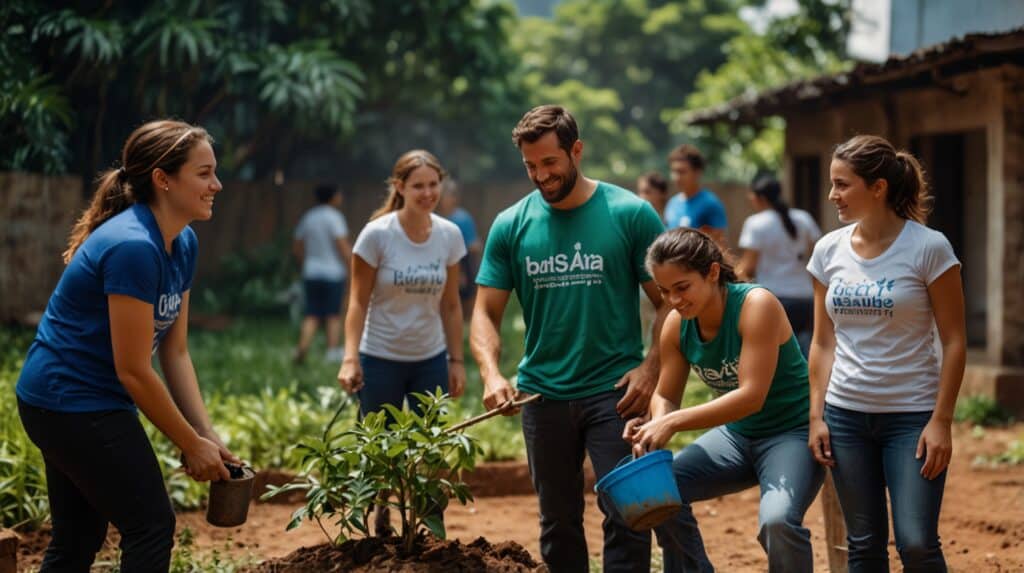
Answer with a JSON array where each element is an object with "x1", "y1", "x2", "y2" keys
[{"x1": 625, "y1": 228, "x2": 824, "y2": 572}]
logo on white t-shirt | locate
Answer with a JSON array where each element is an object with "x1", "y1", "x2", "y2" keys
[
  {"x1": 393, "y1": 258, "x2": 446, "y2": 295},
  {"x1": 829, "y1": 277, "x2": 896, "y2": 318},
  {"x1": 524, "y1": 242, "x2": 605, "y2": 289}
]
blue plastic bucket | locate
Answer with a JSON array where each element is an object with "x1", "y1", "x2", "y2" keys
[{"x1": 594, "y1": 450, "x2": 682, "y2": 531}]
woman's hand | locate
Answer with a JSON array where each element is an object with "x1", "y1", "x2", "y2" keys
[
  {"x1": 337, "y1": 357, "x2": 364, "y2": 394},
  {"x1": 808, "y1": 417, "x2": 834, "y2": 467},
  {"x1": 628, "y1": 415, "x2": 676, "y2": 457},
  {"x1": 622, "y1": 414, "x2": 650, "y2": 443},
  {"x1": 448, "y1": 361, "x2": 466, "y2": 398},
  {"x1": 200, "y1": 429, "x2": 242, "y2": 467},
  {"x1": 182, "y1": 436, "x2": 231, "y2": 482},
  {"x1": 917, "y1": 417, "x2": 953, "y2": 480}
]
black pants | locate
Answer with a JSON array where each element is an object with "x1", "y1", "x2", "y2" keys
[
  {"x1": 522, "y1": 389, "x2": 652, "y2": 573},
  {"x1": 18, "y1": 399, "x2": 176, "y2": 572},
  {"x1": 778, "y1": 296, "x2": 813, "y2": 357}
]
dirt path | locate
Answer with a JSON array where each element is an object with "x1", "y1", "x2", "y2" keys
[{"x1": 18, "y1": 423, "x2": 1024, "y2": 571}]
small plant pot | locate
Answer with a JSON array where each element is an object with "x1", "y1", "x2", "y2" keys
[
  {"x1": 595, "y1": 450, "x2": 682, "y2": 531},
  {"x1": 206, "y1": 465, "x2": 255, "y2": 527}
]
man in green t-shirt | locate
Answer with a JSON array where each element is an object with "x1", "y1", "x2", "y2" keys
[{"x1": 471, "y1": 105, "x2": 681, "y2": 572}]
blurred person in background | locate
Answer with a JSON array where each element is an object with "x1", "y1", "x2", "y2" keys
[
  {"x1": 736, "y1": 175, "x2": 821, "y2": 356},
  {"x1": 664, "y1": 144, "x2": 728, "y2": 248},
  {"x1": 636, "y1": 171, "x2": 670, "y2": 345},
  {"x1": 438, "y1": 179, "x2": 482, "y2": 321},
  {"x1": 636, "y1": 171, "x2": 669, "y2": 221},
  {"x1": 292, "y1": 183, "x2": 352, "y2": 363}
]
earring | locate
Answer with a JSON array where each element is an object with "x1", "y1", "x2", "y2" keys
[{"x1": 164, "y1": 186, "x2": 169, "y2": 191}]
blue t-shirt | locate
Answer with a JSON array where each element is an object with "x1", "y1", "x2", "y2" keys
[
  {"x1": 445, "y1": 207, "x2": 478, "y2": 248},
  {"x1": 16, "y1": 204, "x2": 198, "y2": 413},
  {"x1": 663, "y1": 189, "x2": 728, "y2": 230}
]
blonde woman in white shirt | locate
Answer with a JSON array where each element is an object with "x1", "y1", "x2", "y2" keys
[
  {"x1": 806, "y1": 135, "x2": 966, "y2": 572},
  {"x1": 336, "y1": 150, "x2": 466, "y2": 535},
  {"x1": 337, "y1": 149, "x2": 467, "y2": 409}
]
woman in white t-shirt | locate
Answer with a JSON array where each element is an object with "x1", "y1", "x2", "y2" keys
[
  {"x1": 737, "y1": 175, "x2": 821, "y2": 355},
  {"x1": 337, "y1": 150, "x2": 467, "y2": 534},
  {"x1": 806, "y1": 135, "x2": 966, "y2": 572},
  {"x1": 337, "y1": 150, "x2": 467, "y2": 409}
]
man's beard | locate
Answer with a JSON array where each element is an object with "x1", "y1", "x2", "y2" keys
[{"x1": 534, "y1": 163, "x2": 578, "y2": 204}]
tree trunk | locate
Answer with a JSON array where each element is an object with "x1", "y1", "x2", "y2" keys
[{"x1": 822, "y1": 469, "x2": 848, "y2": 573}]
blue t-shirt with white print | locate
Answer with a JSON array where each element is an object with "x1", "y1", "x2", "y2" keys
[
  {"x1": 17, "y1": 203, "x2": 197, "y2": 412},
  {"x1": 663, "y1": 189, "x2": 728, "y2": 230}
]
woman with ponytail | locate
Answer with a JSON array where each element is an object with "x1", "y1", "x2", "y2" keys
[
  {"x1": 16, "y1": 120, "x2": 238, "y2": 571},
  {"x1": 807, "y1": 135, "x2": 966, "y2": 571},
  {"x1": 737, "y1": 175, "x2": 822, "y2": 356},
  {"x1": 336, "y1": 150, "x2": 467, "y2": 534},
  {"x1": 624, "y1": 228, "x2": 824, "y2": 572}
]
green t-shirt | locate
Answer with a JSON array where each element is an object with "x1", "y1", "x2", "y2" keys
[
  {"x1": 476, "y1": 182, "x2": 665, "y2": 399},
  {"x1": 681, "y1": 282, "x2": 810, "y2": 438}
]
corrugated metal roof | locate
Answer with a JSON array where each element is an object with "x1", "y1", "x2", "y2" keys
[{"x1": 687, "y1": 27, "x2": 1024, "y2": 126}]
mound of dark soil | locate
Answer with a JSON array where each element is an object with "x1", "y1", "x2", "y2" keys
[{"x1": 250, "y1": 534, "x2": 545, "y2": 572}]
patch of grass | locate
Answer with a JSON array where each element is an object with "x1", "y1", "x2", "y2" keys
[
  {"x1": 184, "y1": 317, "x2": 339, "y2": 397},
  {"x1": 955, "y1": 395, "x2": 1013, "y2": 427}
]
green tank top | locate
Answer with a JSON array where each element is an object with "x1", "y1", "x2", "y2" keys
[{"x1": 680, "y1": 282, "x2": 810, "y2": 438}]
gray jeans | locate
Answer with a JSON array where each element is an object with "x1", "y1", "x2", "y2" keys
[
  {"x1": 655, "y1": 424, "x2": 825, "y2": 572},
  {"x1": 523, "y1": 388, "x2": 662, "y2": 573}
]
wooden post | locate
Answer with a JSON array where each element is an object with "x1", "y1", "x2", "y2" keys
[
  {"x1": 821, "y1": 469, "x2": 848, "y2": 573},
  {"x1": 0, "y1": 528, "x2": 18, "y2": 573}
]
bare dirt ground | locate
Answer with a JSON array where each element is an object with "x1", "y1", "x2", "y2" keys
[{"x1": 18, "y1": 422, "x2": 1024, "y2": 572}]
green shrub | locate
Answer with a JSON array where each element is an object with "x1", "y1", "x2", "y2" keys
[
  {"x1": 955, "y1": 395, "x2": 1013, "y2": 427},
  {"x1": 193, "y1": 234, "x2": 296, "y2": 317},
  {"x1": 266, "y1": 390, "x2": 482, "y2": 554},
  {"x1": 0, "y1": 328, "x2": 49, "y2": 529}
]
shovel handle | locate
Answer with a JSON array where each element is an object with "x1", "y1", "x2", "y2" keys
[{"x1": 446, "y1": 393, "x2": 542, "y2": 433}]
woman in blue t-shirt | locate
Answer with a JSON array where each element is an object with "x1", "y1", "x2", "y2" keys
[{"x1": 16, "y1": 120, "x2": 238, "y2": 572}]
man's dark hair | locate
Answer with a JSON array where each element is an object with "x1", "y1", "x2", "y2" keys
[
  {"x1": 314, "y1": 184, "x2": 340, "y2": 204},
  {"x1": 512, "y1": 105, "x2": 579, "y2": 154},
  {"x1": 668, "y1": 144, "x2": 705, "y2": 171}
]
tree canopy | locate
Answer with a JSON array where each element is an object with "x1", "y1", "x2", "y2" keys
[{"x1": 1, "y1": 0, "x2": 851, "y2": 184}]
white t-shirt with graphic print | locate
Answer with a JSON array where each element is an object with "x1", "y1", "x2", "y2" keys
[
  {"x1": 738, "y1": 208, "x2": 821, "y2": 298},
  {"x1": 353, "y1": 212, "x2": 466, "y2": 361},
  {"x1": 807, "y1": 220, "x2": 959, "y2": 413}
]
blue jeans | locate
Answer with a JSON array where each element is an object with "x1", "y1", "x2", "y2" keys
[
  {"x1": 824, "y1": 404, "x2": 947, "y2": 572},
  {"x1": 655, "y1": 424, "x2": 824, "y2": 572},
  {"x1": 522, "y1": 389, "x2": 674, "y2": 573},
  {"x1": 358, "y1": 351, "x2": 448, "y2": 422}
]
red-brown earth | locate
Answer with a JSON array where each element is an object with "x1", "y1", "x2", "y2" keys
[{"x1": 17, "y1": 422, "x2": 1024, "y2": 572}]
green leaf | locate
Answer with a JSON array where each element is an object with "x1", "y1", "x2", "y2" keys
[{"x1": 421, "y1": 513, "x2": 446, "y2": 540}]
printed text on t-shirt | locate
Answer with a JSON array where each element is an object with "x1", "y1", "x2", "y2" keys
[
  {"x1": 829, "y1": 277, "x2": 895, "y2": 318},
  {"x1": 524, "y1": 242, "x2": 605, "y2": 290}
]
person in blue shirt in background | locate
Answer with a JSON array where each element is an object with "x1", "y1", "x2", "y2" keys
[
  {"x1": 15, "y1": 120, "x2": 239, "y2": 572},
  {"x1": 663, "y1": 144, "x2": 729, "y2": 248},
  {"x1": 438, "y1": 179, "x2": 482, "y2": 321}
]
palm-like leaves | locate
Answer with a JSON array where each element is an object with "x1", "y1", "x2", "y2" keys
[
  {"x1": 131, "y1": 1, "x2": 219, "y2": 68},
  {"x1": 33, "y1": 9, "x2": 124, "y2": 66},
  {"x1": 257, "y1": 42, "x2": 365, "y2": 133}
]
